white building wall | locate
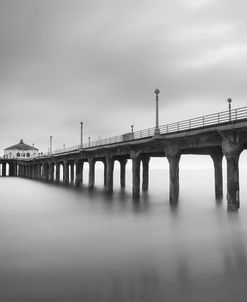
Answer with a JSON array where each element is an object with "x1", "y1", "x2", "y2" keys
[{"x1": 4, "y1": 148, "x2": 39, "y2": 159}]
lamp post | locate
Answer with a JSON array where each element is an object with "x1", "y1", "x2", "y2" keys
[
  {"x1": 50, "y1": 136, "x2": 52, "y2": 154},
  {"x1": 131, "y1": 125, "x2": 134, "y2": 133},
  {"x1": 154, "y1": 88, "x2": 160, "y2": 135},
  {"x1": 80, "y1": 122, "x2": 83, "y2": 148},
  {"x1": 88, "y1": 136, "x2": 91, "y2": 147},
  {"x1": 227, "y1": 98, "x2": 232, "y2": 122}
]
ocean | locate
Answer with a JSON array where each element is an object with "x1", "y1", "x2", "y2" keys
[{"x1": 1, "y1": 167, "x2": 247, "y2": 302}]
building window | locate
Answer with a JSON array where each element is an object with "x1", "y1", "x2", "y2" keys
[
  {"x1": 27, "y1": 153, "x2": 30, "y2": 157},
  {"x1": 22, "y1": 153, "x2": 25, "y2": 157},
  {"x1": 17, "y1": 153, "x2": 20, "y2": 157}
]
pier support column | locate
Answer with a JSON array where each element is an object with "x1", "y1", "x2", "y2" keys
[
  {"x1": 210, "y1": 151, "x2": 223, "y2": 199},
  {"x1": 103, "y1": 160, "x2": 107, "y2": 187},
  {"x1": 25, "y1": 165, "x2": 29, "y2": 178},
  {"x1": 45, "y1": 164, "x2": 49, "y2": 181},
  {"x1": 131, "y1": 152, "x2": 141, "y2": 199},
  {"x1": 9, "y1": 163, "x2": 14, "y2": 176},
  {"x1": 71, "y1": 163, "x2": 74, "y2": 184},
  {"x1": 29, "y1": 165, "x2": 32, "y2": 178},
  {"x1": 30, "y1": 165, "x2": 34, "y2": 179},
  {"x1": 75, "y1": 161, "x2": 83, "y2": 187},
  {"x1": 34, "y1": 165, "x2": 37, "y2": 179},
  {"x1": 21, "y1": 165, "x2": 25, "y2": 177},
  {"x1": 56, "y1": 163, "x2": 60, "y2": 182},
  {"x1": 63, "y1": 161, "x2": 69, "y2": 185},
  {"x1": 13, "y1": 163, "x2": 17, "y2": 177},
  {"x1": 142, "y1": 156, "x2": 150, "y2": 191},
  {"x1": 166, "y1": 146, "x2": 181, "y2": 204},
  {"x1": 222, "y1": 134, "x2": 242, "y2": 211},
  {"x1": 31, "y1": 165, "x2": 34, "y2": 179},
  {"x1": 88, "y1": 158, "x2": 95, "y2": 189},
  {"x1": 39, "y1": 164, "x2": 42, "y2": 179},
  {"x1": 106, "y1": 156, "x2": 114, "y2": 192},
  {"x1": 24, "y1": 165, "x2": 27, "y2": 178},
  {"x1": 2, "y1": 163, "x2": 6, "y2": 176},
  {"x1": 120, "y1": 158, "x2": 127, "y2": 189},
  {"x1": 19, "y1": 165, "x2": 22, "y2": 177},
  {"x1": 37, "y1": 164, "x2": 40, "y2": 179},
  {"x1": 49, "y1": 163, "x2": 54, "y2": 182}
]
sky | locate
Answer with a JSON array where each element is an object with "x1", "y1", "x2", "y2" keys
[{"x1": 0, "y1": 0, "x2": 247, "y2": 158}]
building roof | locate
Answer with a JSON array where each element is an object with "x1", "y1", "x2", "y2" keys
[{"x1": 4, "y1": 139, "x2": 39, "y2": 151}]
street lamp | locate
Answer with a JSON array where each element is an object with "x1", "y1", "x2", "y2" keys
[
  {"x1": 227, "y1": 98, "x2": 232, "y2": 121},
  {"x1": 50, "y1": 136, "x2": 53, "y2": 154},
  {"x1": 131, "y1": 125, "x2": 134, "y2": 133},
  {"x1": 154, "y1": 88, "x2": 160, "y2": 135},
  {"x1": 88, "y1": 136, "x2": 91, "y2": 147},
  {"x1": 80, "y1": 122, "x2": 83, "y2": 148}
]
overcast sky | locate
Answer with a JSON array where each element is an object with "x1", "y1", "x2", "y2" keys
[{"x1": 0, "y1": 0, "x2": 247, "y2": 154}]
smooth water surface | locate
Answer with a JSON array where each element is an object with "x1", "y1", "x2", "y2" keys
[{"x1": 1, "y1": 169, "x2": 247, "y2": 302}]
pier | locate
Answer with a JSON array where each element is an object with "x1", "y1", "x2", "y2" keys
[{"x1": 1, "y1": 105, "x2": 247, "y2": 211}]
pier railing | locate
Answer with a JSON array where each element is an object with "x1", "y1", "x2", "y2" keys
[{"x1": 40, "y1": 106, "x2": 247, "y2": 158}]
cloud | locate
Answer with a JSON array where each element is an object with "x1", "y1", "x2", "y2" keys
[{"x1": 0, "y1": 0, "x2": 247, "y2": 152}]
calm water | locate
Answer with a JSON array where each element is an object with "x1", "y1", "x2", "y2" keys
[{"x1": 1, "y1": 169, "x2": 247, "y2": 302}]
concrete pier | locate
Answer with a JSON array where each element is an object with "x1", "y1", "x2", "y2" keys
[
  {"x1": 2, "y1": 163, "x2": 6, "y2": 176},
  {"x1": 88, "y1": 158, "x2": 95, "y2": 189},
  {"x1": 70, "y1": 163, "x2": 74, "y2": 184},
  {"x1": 49, "y1": 163, "x2": 54, "y2": 182},
  {"x1": 103, "y1": 161, "x2": 107, "y2": 187},
  {"x1": 63, "y1": 161, "x2": 69, "y2": 185},
  {"x1": 75, "y1": 161, "x2": 83, "y2": 187},
  {"x1": 56, "y1": 163, "x2": 60, "y2": 182},
  {"x1": 120, "y1": 158, "x2": 127, "y2": 189},
  {"x1": 222, "y1": 135, "x2": 242, "y2": 210},
  {"x1": 131, "y1": 153, "x2": 141, "y2": 199},
  {"x1": 166, "y1": 147, "x2": 181, "y2": 203},
  {"x1": 106, "y1": 156, "x2": 114, "y2": 192},
  {"x1": 2, "y1": 113, "x2": 247, "y2": 211},
  {"x1": 142, "y1": 157, "x2": 150, "y2": 191},
  {"x1": 210, "y1": 152, "x2": 223, "y2": 199}
]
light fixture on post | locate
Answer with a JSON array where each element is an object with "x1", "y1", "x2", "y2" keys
[
  {"x1": 80, "y1": 122, "x2": 83, "y2": 149},
  {"x1": 227, "y1": 98, "x2": 232, "y2": 122},
  {"x1": 50, "y1": 136, "x2": 52, "y2": 155},
  {"x1": 154, "y1": 88, "x2": 160, "y2": 136}
]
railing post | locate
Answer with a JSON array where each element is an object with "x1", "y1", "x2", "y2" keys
[
  {"x1": 202, "y1": 116, "x2": 205, "y2": 126},
  {"x1": 217, "y1": 113, "x2": 220, "y2": 124}
]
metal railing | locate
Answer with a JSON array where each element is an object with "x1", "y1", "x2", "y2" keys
[{"x1": 38, "y1": 106, "x2": 247, "y2": 158}]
